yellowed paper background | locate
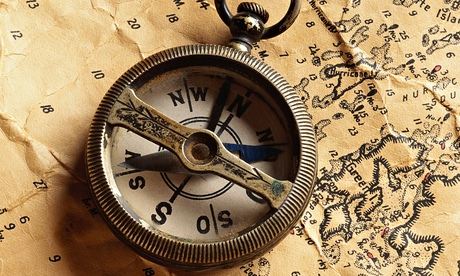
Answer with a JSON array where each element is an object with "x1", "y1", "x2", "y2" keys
[{"x1": 1, "y1": 0, "x2": 459, "y2": 275}]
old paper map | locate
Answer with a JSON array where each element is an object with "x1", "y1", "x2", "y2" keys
[{"x1": 1, "y1": 0, "x2": 459, "y2": 275}]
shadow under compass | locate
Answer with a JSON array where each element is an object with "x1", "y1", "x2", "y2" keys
[{"x1": 53, "y1": 153, "x2": 169, "y2": 275}]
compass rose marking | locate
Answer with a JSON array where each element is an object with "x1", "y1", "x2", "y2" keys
[{"x1": 108, "y1": 87, "x2": 292, "y2": 209}]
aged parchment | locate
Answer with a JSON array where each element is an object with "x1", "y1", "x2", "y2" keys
[{"x1": 1, "y1": 0, "x2": 459, "y2": 275}]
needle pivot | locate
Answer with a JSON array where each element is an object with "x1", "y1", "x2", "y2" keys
[{"x1": 184, "y1": 132, "x2": 218, "y2": 165}]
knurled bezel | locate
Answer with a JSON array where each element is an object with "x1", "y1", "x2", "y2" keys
[{"x1": 86, "y1": 44, "x2": 317, "y2": 269}]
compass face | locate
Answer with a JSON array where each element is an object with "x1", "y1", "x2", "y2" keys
[
  {"x1": 87, "y1": 45, "x2": 317, "y2": 268},
  {"x1": 107, "y1": 65, "x2": 299, "y2": 241}
]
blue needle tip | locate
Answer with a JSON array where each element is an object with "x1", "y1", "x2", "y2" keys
[{"x1": 223, "y1": 143, "x2": 283, "y2": 163}]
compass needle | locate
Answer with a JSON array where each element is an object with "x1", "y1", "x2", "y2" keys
[
  {"x1": 120, "y1": 150, "x2": 191, "y2": 174},
  {"x1": 223, "y1": 143, "x2": 283, "y2": 163}
]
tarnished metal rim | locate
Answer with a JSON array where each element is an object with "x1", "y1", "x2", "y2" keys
[{"x1": 86, "y1": 44, "x2": 317, "y2": 269}]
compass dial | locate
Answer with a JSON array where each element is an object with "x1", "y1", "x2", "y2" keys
[
  {"x1": 107, "y1": 66, "x2": 299, "y2": 241},
  {"x1": 87, "y1": 45, "x2": 316, "y2": 268}
]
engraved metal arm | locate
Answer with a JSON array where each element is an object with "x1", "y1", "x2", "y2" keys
[{"x1": 108, "y1": 88, "x2": 293, "y2": 209}]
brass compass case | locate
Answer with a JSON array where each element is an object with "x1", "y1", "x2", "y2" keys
[{"x1": 86, "y1": 0, "x2": 317, "y2": 270}]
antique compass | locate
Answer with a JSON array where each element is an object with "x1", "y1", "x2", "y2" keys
[{"x1": 86, "y1": 0, "x2": 317, "y2": 269}]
